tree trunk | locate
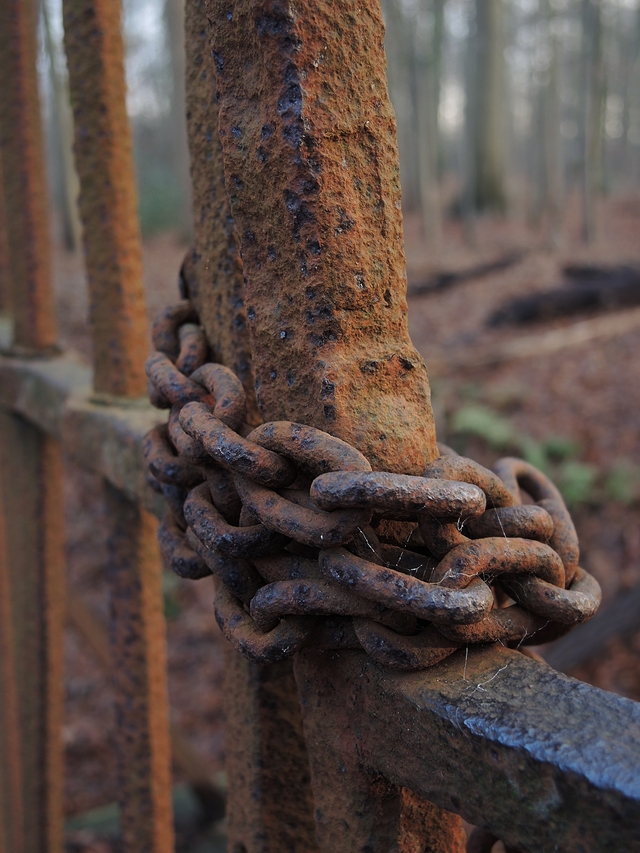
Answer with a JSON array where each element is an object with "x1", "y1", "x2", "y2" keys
[
  {"x1": 467, "y1": 0, "x2": 508, "y2": 214},
  {"x1": 581, "y1": 0, "x2": 605, "y2": 243},
  {"x1": 41, "y1": 0, "x2": 82, "y2": 253},
  {"x1": 414, "y1": 0, "x2": 445, "y2": 244}
]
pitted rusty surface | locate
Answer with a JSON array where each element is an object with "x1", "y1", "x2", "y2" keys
[
  {"x1": 184, "y1": 0, "x2": 259, "y2": 424},
  {"x1": 62, "y1": 0, "x2": 149, "y2": 397},
  {"x1": 205, "y1": 0, "x2": 437, "y2": 473},
  {"x1": 0, "y1": 0, "x2": 58, "y2": 350},
  {"x1": 144, "y1": 299, "x2": 601, "y2": 675}
]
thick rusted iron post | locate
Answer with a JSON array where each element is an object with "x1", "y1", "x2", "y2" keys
[
  {"x1": 62, "y1": 2, "x2": 174, "y2": 850},
  {"x1": 185, "y1": 3, "x2": 319, "y2": 849},
  {"x1": 204, "y1": 1, "x2": 459, "y2": 849},
  {"x1": 0, "y1": 0, "x2": 58, "y2": 351},
  {"x1": 207, "y1": 0, "x2": 437, "y2": 475},
  {"x1": 0, "y1": 4, "x2": 65, "y2": 852},
  {"x1": 62, "y1": 0, "x2": 149, "y2": 397}
]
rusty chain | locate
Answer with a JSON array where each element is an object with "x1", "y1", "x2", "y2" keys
[{"x1": 144, "y1": 297, "x2": 601, "y2": 671}]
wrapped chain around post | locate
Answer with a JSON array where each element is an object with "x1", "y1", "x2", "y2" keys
[{"x1": 145, "y1": 293, "x2": 601, "y2": 671}]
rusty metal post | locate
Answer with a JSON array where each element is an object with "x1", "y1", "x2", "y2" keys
[
  {"x1": 0, "y1": 3, "x2": 65, "y2": 852},
  {"x1": 0, "y1": 0, "x2": 58, "y2": 352},
  {"x1": 0, "y1": 489, "x2": 24, "y2": 853},
  {"x1": 184, "y1": 3, "x2": 319, "y2": 849},
  {"x1": 201, "y1": 1, "x2": 459, "y2": 849},
  {"x1": 62, "y1": 0, "x2": 148, "y2": 398},
  {"x1": 0, "y1": 415, "x2": 65, "y2": 853},
  {"x1": 207, "y1": 0, "x2": 437, "y2": 474},
  {"x1": 62, "y1": 2, "x2": 174, "y2": 850}
]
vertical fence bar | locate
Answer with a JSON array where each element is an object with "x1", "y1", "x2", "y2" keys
[
  {"x1": 61, "y1": 1, "x2": 174, "y2": 850},
  {"x1": 0, "y1": 0, "x2": 57, "y2": 352},
  {"x1": 0, "y1": 489, "x2": 24, "y2": 853},
  {"x1": 0, "y1": 2, "x2": 65, "y2": 852},
  {"x1": 0, "y1": 420, "x2": 65, "y2": 853}
]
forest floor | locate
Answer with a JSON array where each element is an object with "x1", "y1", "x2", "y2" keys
[{"x1": 57, "y1": 189, "x2": 640, "y2": 851}]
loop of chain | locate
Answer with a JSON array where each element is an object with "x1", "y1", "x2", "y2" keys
[{"x1": 144, "y1": 300, "x2": 602, "y2": 670}]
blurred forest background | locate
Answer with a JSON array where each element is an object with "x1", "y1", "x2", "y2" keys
[
  {"x1": 40, "y1": 0, "x2": 640, "y2": 247},
  {"x1": 32, "y1": 0, "x2": 640, "y2": 850}
]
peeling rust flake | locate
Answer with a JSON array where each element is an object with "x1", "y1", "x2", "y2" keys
[{"x1": 205, "y1": 0, "x2": 437, "y2": 473}]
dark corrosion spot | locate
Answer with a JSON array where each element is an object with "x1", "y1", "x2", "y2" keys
[
  {"x1": 335, "y1": 209, "x2": 355, "y2": 235},
  {"x1": 384, "y1": 289, "x2": 392, "y2": 306},
  {"x1": 267, "y1": 245, "x2": 277, "y2": 261},
  {"x1": 305, "y1": 310, "x2": 315, "y2": 325},
  {"x1": 355, "y1": 273, "x2": 365, "y2": 289},
  {"x1": 270, "y1": 370, "x2": 277, "y2": 380},
  {"x1": 286, "y1": 370, "x2": 296, "y2": 386},
  {"x1": 324, "y1": 405, "x2": 337, "y2": 422},
  {"x1": 321, "y1": 379, "x2": 335, "y2": 399},
  {"x1": 284, "y1": 189, "x2": 300, "y2": 212},
  {"x1": 231, "y1": 125, "x2": 243, "y2": 139},
  {"x1": 247, "y1": 306, "x2": 256, "y2": 320},
  {"x1": 303, "y1": 178, "x2": 319, "y2": 194},
  {"x1": 278, "y1": 84, "x2": 302, "y2": 118},
  {"x1": 361, "y1": 360, "x2": 379, "y2": 375},
  {"x1": 261, "y1": 124, "x2": 273, "y2": 139},
  {"x1": 256, "y1": 146, "x2": 267, "y2": 163},
  {"x1": 300, "y1": 259, "x2": 308, "y2": 276},
  {"x1": 212, "y1": 50, "x2": 224, "y2": 72},
  {"x1": 307, "y1": 238, "x2": 321, "y2": 256},
  {"x1": 283, "y1": 123, "x2": 303, "y2": 149},
  {"x1": 245, "y1": 230, "x2": 256, "y2": 243},
  {"x1": 379, "y1": 433, "x2": 387, "y2": 441},
  {"x1": 233, "y1": 175, "x2": 244, "y2": 189},
  {"x1": 306, "y1": 286, "x2": 317, "y2": 300},
  {"x1": 398, "y1": 357, "x2": 415, "y2": 371}
]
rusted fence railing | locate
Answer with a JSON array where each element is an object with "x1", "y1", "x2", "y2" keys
[{"x1": 1, "y1": 1, "x2": 640, "y2": 853}]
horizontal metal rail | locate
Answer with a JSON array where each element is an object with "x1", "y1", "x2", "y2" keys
[
  {"x1": 0, "y1": 353, "x2": 164, "y2": 516},
  {"x1": 296, "y1": 646, "x2": 640, "y2": 852}
]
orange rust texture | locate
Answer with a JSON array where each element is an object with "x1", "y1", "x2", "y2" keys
[
  {"x1": 0, "y1": 148, "x2": 11, "y2": 317},
  {"x1": 62, "y1": 0, "x2": 149, "y2": 397},
  {"x1": 104, "y1": 487, "x2": 174, "y2": 853},
  {"x1": 184, "y1": 0, "x2": 259, "y2": 424},
  {"x1": 0, "y1": 414, "x2": 65, "y2": 853},
  {"x1": 398, "y1": 789, "x2": 467, "y2": 853},
  {"x1": 0, "y1": 0, "x2": 58, "y2": 350},
  {"x1": 206, "y1": 0, "x2": 437, "y2": 473}
]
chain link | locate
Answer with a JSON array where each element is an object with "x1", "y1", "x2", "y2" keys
[{"x1": 144, "y1": 299, "x2": 601, "y2": 670}]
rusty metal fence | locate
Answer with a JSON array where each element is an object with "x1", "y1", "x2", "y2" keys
[{"x1": 0, "y1": 1, "x2": 639, "y2": 852}]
